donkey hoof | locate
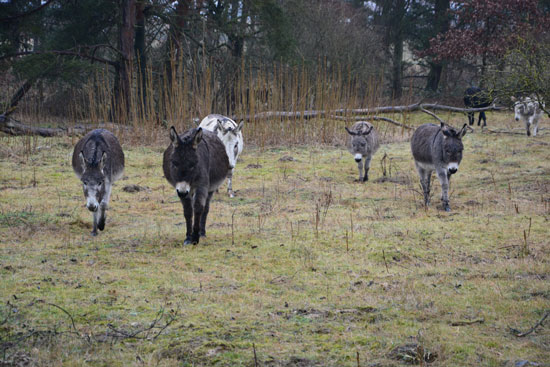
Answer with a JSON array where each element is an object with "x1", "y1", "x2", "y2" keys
[
  {"x1": 444, "y1": 205, "x2": 451, "y2": 212},
  {"x1": 91, "y1": 231, "x2": 98, "y2": 237},
  {"x1": 183, "y1": 238, "x2": 193, "y2": 245},
  {"x1": 362, "y1": 176, "x2": 369, "y2": 182},
  {"x1": 98, "y1": 218, "x2": 105, "y2": 231}
]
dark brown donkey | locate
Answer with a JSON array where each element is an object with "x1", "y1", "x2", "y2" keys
[{"x1": 163, "y1": 126, "x2": 230, "y2": 245}]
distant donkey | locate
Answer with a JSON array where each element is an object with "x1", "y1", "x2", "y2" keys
[
  {"x1": 163, "y1": 126, "x2": 230, "y2": 245},
  {"x1": 199, "y1": 114, "x2": 244, "y2": 197},
  {"x1": 464, "y1": 86, "x2": 492, "y2": 127},
  {"x1": 72, "y1": 129, "x2": 125, "y2": 236},
  {"x1": 511, "y1": 96, "x2": 544, "y2": 136},
  {"x1": 345, "y1": 121, "x2": 380, "y2": 182},
  {"x1": 411, "y1": 122, "x2": 467, "y2": 212}
]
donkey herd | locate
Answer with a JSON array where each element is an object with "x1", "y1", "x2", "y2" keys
[{"x1": 72, "y1": 95, "x2": 546, "y2": 244}]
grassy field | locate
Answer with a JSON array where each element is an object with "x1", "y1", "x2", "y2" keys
[{"x1": 1, "y1": 112, "x2": 549, "y2": 366}]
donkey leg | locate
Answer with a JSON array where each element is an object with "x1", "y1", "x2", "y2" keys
[
  {"x1": 190, "y1": 189, "x2": 207, "y2": 244},
  {"x1": 182, "y1": 195, "x2": 194, "y2": 245},
  {"x1": 416, "y1": 164, "x2": 431, "y2": 206},
  {"x1": 362, "y1": 156, "x2": 372, "y2": 182},
  {"x1": 356, "y1": 160, "x2": 364, "y2": 182},
  {"x1": 227, "y1": 169, "x2": 235, "y2": 198},
  {"x1": 532, "y1": 117, "x2": 539, "y2": 137},
  {"x1": 98, "y1": 182, "x2": 112, "y2": 231},
  {"x1": 468, "y1": 112, "x2": 474, "y2": 126},
  {"x1": 526, "y1": 121, "x2": 531, "y2": 136},
  {"x1": 91, "y1": 210, "x2": 99, "y2": 236},
  {"x1": 437, "y1": 170, "x2": 451, "y2": 211},
  {"x1": 199, "y1": 192, "x2": 214, "y2": 237},
  {"x1": 479, "y1": 111, "x2": 487, "y2": 127}
]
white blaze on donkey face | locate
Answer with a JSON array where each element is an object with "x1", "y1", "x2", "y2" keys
[
  {"x1": 176, "y1": 181, "x2": 191, "y2": 198},
  {"x1": 85, "y1": 185, "x2": 100, "y2": 212},
  {"x1": 447, "y1": 162, "x2": 459, "y2": 175}
]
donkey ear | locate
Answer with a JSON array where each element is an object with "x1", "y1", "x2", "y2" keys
[
  {"x1": 170, "y1": 126, "x2": 180, "y2": 146},
  {"x1": 192, "y1": 127, "x2": 203, "y2": 149},
  {"x1": 79, "y1": 151, "x2": 87, "y2": 172},
  {"x1": 99, "y1": 152, "x2": 107, "y2": 174},
  {"x1": 345, "y1": 127, "x2": 356, "y2": 136},
  {"x1": 510, "y1": 96, "x2": 517, "y2": 102},
  {"x1": 458, "y1": 124, "x2": 468, "y2": 138},
  {"x1": 363, "y1": 125, "x2": 374, "y2": 135},
  {"x1": 215, "y1": 120, "x2": 225, "y2": 134},
  {"x1": 234, "y1": 120, "x2": 244, "y2": 134}
]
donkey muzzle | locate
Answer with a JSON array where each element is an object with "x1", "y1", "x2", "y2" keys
[
  {"x1": 176, "y1": 182, "x2": 191, "y2": 199},
  {"x1": 354, "y1": 154, "x2": 362, "y2": 163},
  {"x1": 448, "y1": 163, "x2": 459, "y2": 175},
  {"x1": 176, "y1": 188, "x2": 189, "y2": 198},
  {"x1": 86, "y1": 203, "x2": 98, "y2": 212}
]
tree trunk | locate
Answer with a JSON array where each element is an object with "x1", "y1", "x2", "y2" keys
[
  {"x1": 425, "y1": 0, "x2": 450, "y2": 92},
  {"x1": 135, "y1": 1, "x2": 147, "y2": 114},
  {"x1": 391, "y1": 33, "x2": 403, "y2": 99},
  {"x1": 426, "y1": 62, "x2": 443, "y2": 92},
  {"x1": 3, "y1": 79, "x2": 35, "y2": 116},
  {"x1": 113, "y1": 0, "x2": 136, "y2": 123}
]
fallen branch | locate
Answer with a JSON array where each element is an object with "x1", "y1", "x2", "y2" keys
[
  {"x1": 234, "y1": 102, "x2": 506, "y2": 122},
  {"x1": 330, "y1": 115, "x2": 414, "y2": 130},
  {"x1": 105, "y1": 308, "x2": 177, "y2": 341},
  {"x1": 450, "y1": 318, "x2": 484, "y2": 326},
  {"x1": 509, "y1": 311, "x2": 549, "y2": 337},
  {"x1": 0, "y1": 116, "x2": 71, "y2": 137},
  {"x1": 420, "y1": 107, "x2": 445, "y2": 124}
]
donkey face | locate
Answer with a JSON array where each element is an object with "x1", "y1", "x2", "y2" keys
[
  {"x1": 346, "y1": 126, "x2": 373, "y2": 162},
  {"x1": 441, "y1": 124, "x2": 467, "y2": 175},
  {"x1": 215, "y1": 120, "x2": 243, "y2": 169},
  {"x1": 168, "y1": 127, "x2": 203, "y2": 199},
  {"x1": 79, "y1": 152, "x2": 107, "y2": 212}
]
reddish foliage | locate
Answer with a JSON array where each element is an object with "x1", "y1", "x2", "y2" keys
[{"x1": 426, "y1": 0, "x2": 549, "y2": 61}]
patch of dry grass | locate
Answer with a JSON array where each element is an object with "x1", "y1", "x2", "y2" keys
[{"x1": 1, "y1": 112, "x2": 549, "y2": 366}]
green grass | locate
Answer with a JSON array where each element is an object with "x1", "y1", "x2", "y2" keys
[{"x1": 0, "y1": 112, "x2": 549, "y2": 366}]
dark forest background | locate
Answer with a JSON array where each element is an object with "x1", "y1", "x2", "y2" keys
[{"x1": 1, "y1": 0, "x2": 550, "y2": 126}]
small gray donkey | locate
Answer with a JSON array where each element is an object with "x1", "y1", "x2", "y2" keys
[
  {"x1": 411, "y1": 122, "x2": 467, "y2": 212},
  {"x1": 345, "y1": 121, "x2": 380, "y2": 182},
  {"x1": 72, "y1": 129, "x2": 125, "y2": 236}
]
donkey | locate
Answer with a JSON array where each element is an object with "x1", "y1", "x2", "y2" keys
[
  {"x1": 345, "y1": 121, "x2": 380, "y2": 182},
  {"x1": 512, "y1": 96, "x2": 544, "y2": 136},
  {"x1": 464, "y1": 86, "x2": 492, "y2": 127},
  {"x1": 72, "y1": 129, "x2": 125, "y2": 236},
  {"x1": 163, "y1": 126, "x2": 230, "y2": 245},
  {"x1": 199, "y1": 114, "x2": 244, "y2": 197},
  {"x1": 411, "y1": 122, "x2": 467, "y2": 212}
]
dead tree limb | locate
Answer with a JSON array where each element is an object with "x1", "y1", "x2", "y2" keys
[
  {"x1": 509, "y1": 311, "x2": 549, "y2": 337},
  {"x1": 0, "y1": 117, "x2": 68, "y2": 137},
  {"x1": 330, "y1": 115, "x2": 414, "y2": 130},
  {"x1": 420, "y1": 107, "x2": 445, "y2": 124},
  {"x1": 234, "y1": 103, "x2": 506, "y2": 122}
]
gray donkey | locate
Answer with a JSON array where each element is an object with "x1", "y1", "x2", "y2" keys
[
  {"x1": 72, "y1": 129, "x2": 125, "y2": 236},
  {"x1": 411, "y1": 122, "x2": 467, "y2": 212},
  {"x1": 345, "y1": 121, "x2": 380, "y2": 182},
  {"x1": 163, "y1": 126, "x2": 230, "y2": 245}
]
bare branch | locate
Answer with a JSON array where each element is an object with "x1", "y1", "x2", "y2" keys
[
  {"x1": 0, "y1": 50, "x2": 117, "y2": 67},
  {"x1": 509, "y1": 311, "x2": 549, "y2": 337},
  {"x1": 0, "y1": 0, "x2": 55, "y2": 22}
]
